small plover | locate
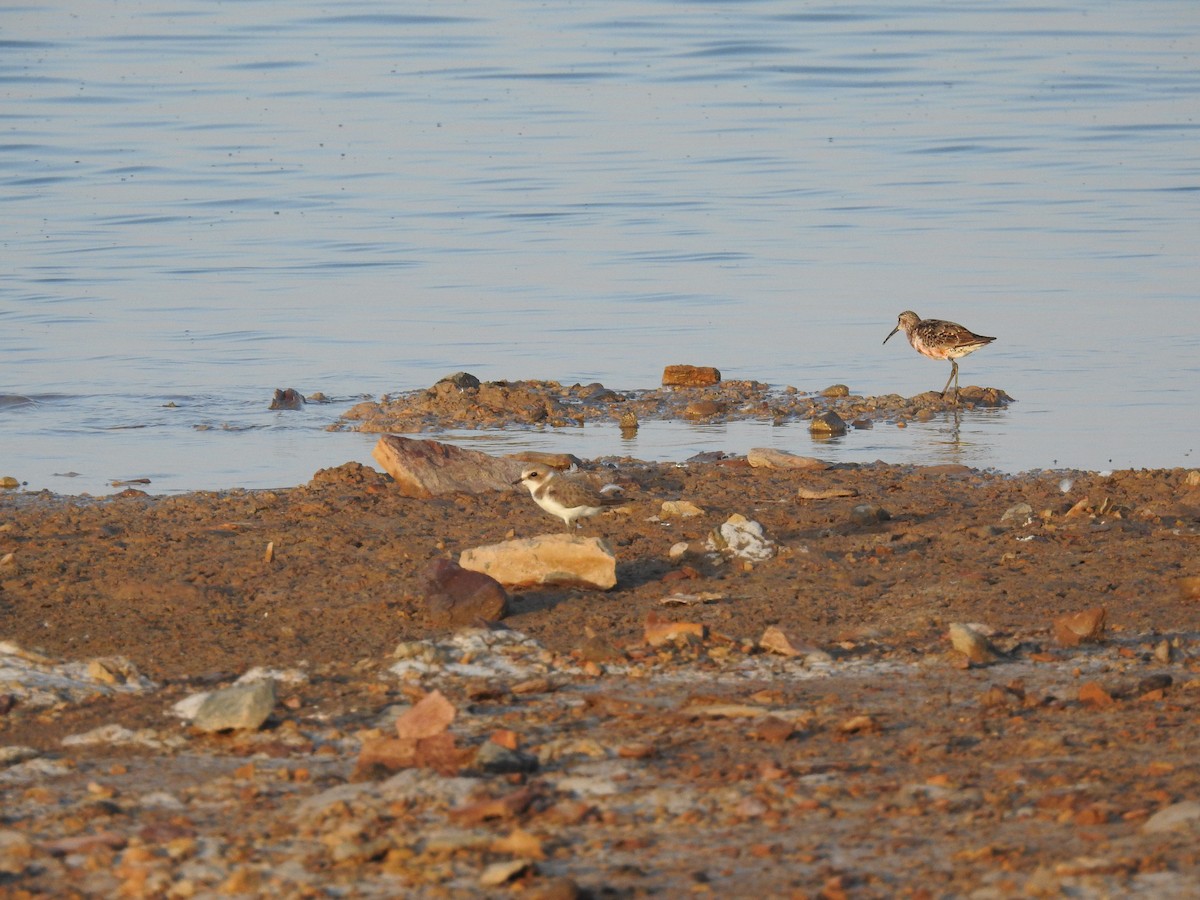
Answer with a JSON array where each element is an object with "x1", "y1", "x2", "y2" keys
[
  {"x1": 884, "y1": 310, "x2": 995, "y2": 401},
  {"x1": 513, "y1": 466, "x2": 622, "y2": 531}
]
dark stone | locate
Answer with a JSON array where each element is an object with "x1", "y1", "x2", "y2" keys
[
  {"x1": 436, "y1": 371, "x2": 481, "y2": 390},
  {"x1": 269, "y1": 388, "x2": 305, "y2": 410},
  {"x1": 423, "y1": 559, "x2": 510, "y2": 627}
]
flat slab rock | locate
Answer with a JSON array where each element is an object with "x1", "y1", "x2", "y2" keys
[
  {"x1": 372, "y1": 435, "x2": 525, "y2": 498},
  {"x1": 459, "y1": 534, "x2": 617, "y2": 590}
]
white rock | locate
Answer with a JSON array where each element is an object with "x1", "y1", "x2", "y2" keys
[
  {"x1": 706, "y1": 514, "x2": 776, "y2": 561},
  {"x1": 191, "y1": 679, "x2": 277, "y2": 733}
]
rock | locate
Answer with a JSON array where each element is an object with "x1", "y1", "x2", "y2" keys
[
  {"x1": 683, "y1": 399, "x2": 725, "y2": 419},
  {"x1": 268, "y1": 388, "x2": 305, "y2": 410},
  {"x1": 661, "y1": 500, "x2": 704, "y2": 518},
  {"x1": 372, "y1": 435, "x2": 524, "y2": 498},
  {"x1": 354, "y1": 732, "x2": 465, "y2": 780},
  {"x1": 668, "y1": 541, "x2": 690, "y2": 561},
  {"x1": 759, "y1": 625, "x2": 805, "y2": 657},
  {"x1": 0, "y1": 829, "x2": 32, "y2": 876},
  {"x1": 1178, "y1": 575, "x2": 1200, "y2": 601},
  {"x1": 1053, "y1": 607, "x2": 1106, "y2": 646},
  {"x1": 1186, "y1": 470, "x2": 1200, "y2": 487},
  {"x1": 706, "y1": 514, "x2": 776, "y2": 561},
  {"x1": 191, "y1": 680, "x2": 276, "y2": 733},
  {"x1": 480, "y1": 858, "x2": 534, "y2": 888},
  {"x1": 396, "y1": 690, "x2": 456, "y2": 741},
  {"x1": 662, "y1": 365, "x2": 721, "y2": 387},
  {"x1": 849, "y1": 504, "x2": 891, "y2": 526},
  {"x1": 1143, "y1": 801, "x2": 1200, "y2": 834},
  {"x1": 473, "y1": 741, "x2": 539, "y2": 775},
  {"x1": 422, "y1": 559, "x2": 510, "y2": 627},
  {"x1": 809, "y1": 411, "x2": 847, "y2": 436},
  {"x1": 644, "y1": 612, "x2": 706, "y2": 647},
  {"x1": 460, "y1": 534, "x2": 617, "y2": 590},
  {"x1": 746, "y1": 448, "x2": 828, "y2": 470},
  {"x1": 1000, "y1": 503, "x2": 1034, "y2": 526},
  {"x1": 796, "y1": 486, "x2": 859, "y2": 500},
  {"x1": 948, "y1": 623, "x2": 1000, "y2": 665},
  {"x1": 821, "y1": 384, "x2": 850, "y2": 398},
  {"x1": 1078, "y1": 681, "x2": 1115, "y2": 707},
  {"x1": 0, "y1": 477, "x2": 20, "y2": 490},
  {"x1": 510, "y1": 451, "x2": 580, "y2": 470},
  {"x1": 436, "y1": 371, "x2": 481, "y2": 390}
]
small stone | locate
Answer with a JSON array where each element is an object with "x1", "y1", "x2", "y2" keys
[
  {"x1": 849, "y1": 504, "x2": 891, "y2": 526},
  {"x1": 661, "y1": 500, "x2": 704, "y2": 518},
  {"x1": 0, "y1": 830, "x2": 32, "y2": 876},
  {"x1": 706, "y1": 514, "x2": 776, "y2": 561},
  {"x1": 1143, "y1": 801, "x2": 1200, "y2": 834},
  {"x1": 460, "y1": 534, "x2": 617, "y2": 590},
  {"x1": 437, "y1": 371, "x2": 481, "y2": 390},
  {"x1": 422, "y1": 559, "x2": 510, "y2": 627},
  {"x1": 396, "y1": 690, "x2": 456, "y2": 741},
  {"x1": 668, "y1": 541, "x2": 690, "y2": 561},
  {"x1": 480, "y1": 858, "x2": 534, "y2": 887},
  {"x1": 1000, "y1": 503, "x2": 1034, "y2": 526},
  {"x1": 644, "y1": 612, "x2": 706, "y2": 647},
  {"x1": 1183, "y1": 470, "x2": 1200, "y2": 487},
  {"x1": 662, "y1": 365, "x2": 721, "y2": 387},
  {"x1": 759, "y1": 625, "x2": 805, "y2": 658},
  {"x1": 474, "y1": 741, "x2": 539, "y2": 775},
  {"x1": 268, "y1": 388, "x2": 305, "y2": 410},
  {"x1": 509, "y1": 451, "x2": 580, "y2": 470},
  {"x1": 809, "y1": 411, "x2": 847, "y2": 435},
  {"x1": 0, "y1": 477, "x2": 20, "y2": 490},
  {"x1": 948, "y1": 623, "x2": 1000, "y2": 665},
  {"x1": 796, "y1": 486, "x2": 858, "y2": 500},
  {"x1": 192, "y1": 680, "x2": 276, "y2": 733},
  {"x1": 1053, "y1": 607, "x2": 1106, "y2": 646},
  {"x1": 820, "y1": 384, "x2": 850, "y2": 398},
  {"x1": 1078, "y1": 681, "x2": 1115, "y2": 707},
  {"x1": 746, "y1": 448, "x2": 828, "y2": 470},
  {"x1": 1177, "y1": 576, "x2": 1200, "y2": 601},
  {"x1": 683, "y1": 399, "x2": 725, "y2": 419},
  {"x1": 749, "y1": 716, "x2": 795, "y2": 743}
]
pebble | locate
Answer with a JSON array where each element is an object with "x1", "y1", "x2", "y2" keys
[
  {"x1": 422, "y1": 558, "x2": 511, "y2": 627},
  {"x1": 191, "y1": 679, "x2": 277, "y2": 733},
  {"x1": 660, "y1": 500, "x2": 704, "y2": 518},
  {"x1": 1000, "y1": 503, "x2": 1034, "y2": 526},
  {"x1": 1142, "y1": 800, "x2": 1200, "y2": 834},
  {"x1": 809, "y1": 410, "x2": 848, "y2": 435},
  {"x1": 1053, "y1": 607, "x2": 1106, "y2": 646},
  {"x1": 706, "y1": 514, "x2": 776, "y2": 561},
  {"x1": 849, "y1": 504, "x2": 891, "y2": 526},
  {"x1": 948, "y1": 623, "x2": 1000, "y2": 665}
]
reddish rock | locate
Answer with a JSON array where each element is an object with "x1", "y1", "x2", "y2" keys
[
  {"x1": 644, "y1": 612, "x2": 706, "y2": 647},
  {"x1": 1078, "y1": 681, "x2": 1115, "y2": 707},
  {"x1": 423, "y1": 559, "x2": 510, "y2": 627},
  {"x1": 371, "y1": 435, "x2": 524, "y2": 498},
  {"x1": 662, "y1": 364, "x2": 721, "y2": 387},
  {"x1": 1053, "y1": 607, "x2": 1106, "y2": 646},
  {"x1": 395, "y1": 689, "x2": 456, "y2": 741}
]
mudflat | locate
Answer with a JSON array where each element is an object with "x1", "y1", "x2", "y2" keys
[{"x1": 2, "y1": 453, "x2": 1199, "y2": 897}]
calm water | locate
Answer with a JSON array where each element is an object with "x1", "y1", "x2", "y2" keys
[{"x1": 3, "y1": 0, "x2": 1198, "y2": 495}]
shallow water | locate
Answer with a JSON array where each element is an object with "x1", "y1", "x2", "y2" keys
[{"x1": 3, "y1": 0, "x2": 1198, "y2": 495}]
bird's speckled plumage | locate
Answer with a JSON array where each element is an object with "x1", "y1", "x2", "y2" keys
[{"x1": 884, "y1": 310, "x2": 995, "y2": 399}]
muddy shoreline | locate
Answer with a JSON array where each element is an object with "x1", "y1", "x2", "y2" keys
[{"x1": 3, "y1": 442, "x2": 1200, "y2": 896}]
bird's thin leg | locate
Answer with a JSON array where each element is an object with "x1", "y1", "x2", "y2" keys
[{"x1": 940, "y1": 361, "x2": 958, "y2": 399}]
